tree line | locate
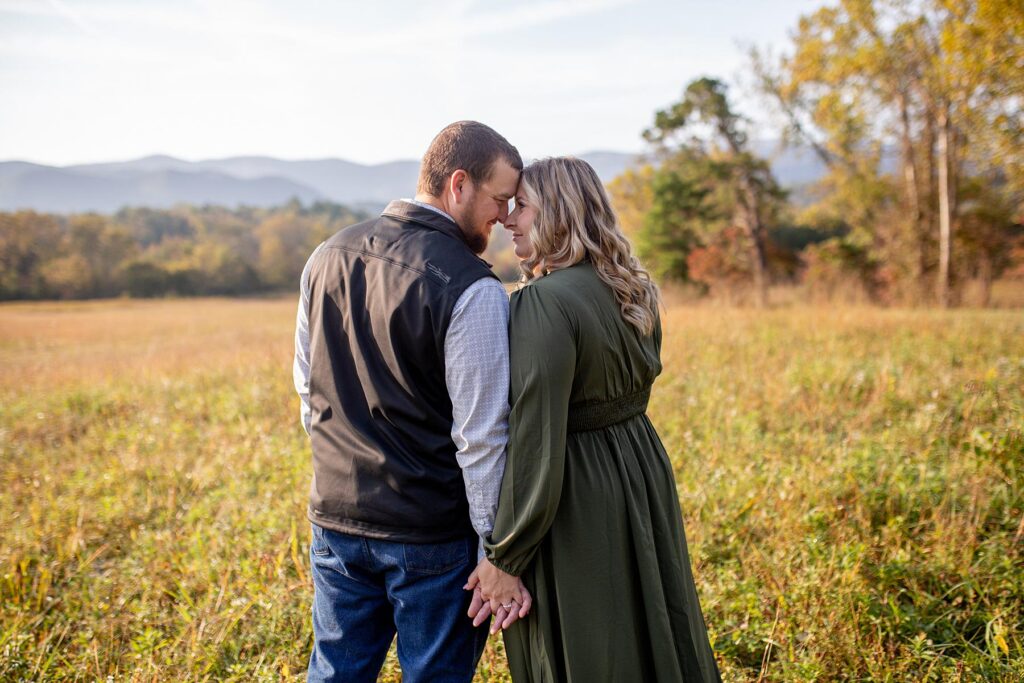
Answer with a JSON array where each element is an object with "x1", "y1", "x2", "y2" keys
[
  {"x1": 0, "y1": 200, "x2": 366, "y2": 300},
  {"x1": 610, "y1": 0, "x2": 1023, "y2": 307}
]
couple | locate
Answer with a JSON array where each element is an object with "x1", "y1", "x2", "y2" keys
[{"x1": 293, "y1": 121, "x2": 721, "y2": 682}]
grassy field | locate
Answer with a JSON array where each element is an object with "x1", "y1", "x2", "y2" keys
[{"x1": 1, "y1": 296, "x2": 1022, "y2": 681}]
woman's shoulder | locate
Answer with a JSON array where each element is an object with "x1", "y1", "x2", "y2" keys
[
  {"x1": 511, "y1": 262, "x2": 595, "y2": 302},
  {"x1": 508, "y1": 263, "x2": 597, "y2": 333}
]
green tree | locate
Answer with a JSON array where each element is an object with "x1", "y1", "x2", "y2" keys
[
  {"x1": 644, "y1": 78, "x2": 786, "y2": 306},
  {"x1": 634, "y1": 151, "x2": 717, "y2": 283}
]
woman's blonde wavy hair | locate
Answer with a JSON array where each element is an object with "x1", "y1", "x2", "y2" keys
[{"x1": 517, "y1": 156, "x2": 661, "y2": 335}]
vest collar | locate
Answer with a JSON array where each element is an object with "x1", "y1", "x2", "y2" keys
[
  {"x1": 382, "y1": 200, "x2": 466, "y2": 243},
  {"x1": 381, "y1": 200, "x2": 493, "y2": 267}
]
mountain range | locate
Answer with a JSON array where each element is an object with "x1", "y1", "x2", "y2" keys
[{"x1": 0, "y1": 143, "x2": 838, "y2": 214}]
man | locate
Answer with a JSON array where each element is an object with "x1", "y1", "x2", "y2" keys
[{"x1": 293, "y1": 121, "x2": 527, "y2": 682}]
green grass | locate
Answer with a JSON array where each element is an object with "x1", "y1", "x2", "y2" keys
[{"x1": 1, "y1": 299, "x2": 1021, "y2": 681}]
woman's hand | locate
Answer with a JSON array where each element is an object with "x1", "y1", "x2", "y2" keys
[{"x1": 464, "y1": 559, "x2": 533, "y2": 633}]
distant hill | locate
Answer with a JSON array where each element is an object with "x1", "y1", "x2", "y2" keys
[
  {"x1": 0, "y1": 144, "x2": 849, "y2": 214},
  {"x1": 0, "y1": 164, "x2": 324, "y2": 214},
  {"x1": 66, "y1": 155, "x2": 420, "y2": 212}
]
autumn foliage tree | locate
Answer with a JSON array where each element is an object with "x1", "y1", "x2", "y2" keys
[
  {"x1": 639, "y1": 78, "x2": 787, "y2": 306},
  {"x1": 753, "y1": 0, "x2": 1024, "y2": 306}
]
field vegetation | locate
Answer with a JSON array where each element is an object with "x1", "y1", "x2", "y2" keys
[{"x1": 1, "y1": 296, "x2": 1021, "y2": 681}]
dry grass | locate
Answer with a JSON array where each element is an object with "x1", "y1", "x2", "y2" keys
[
  {"x1": 1, "y1": 296, "x2": 1022, "y2": 681},
  {"x1": 0, "y1": 297, "x2": 294, "y2": 395}
]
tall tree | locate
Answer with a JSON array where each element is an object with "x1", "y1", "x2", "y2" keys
[
  {"x1": 753, "y1": 0, "x2": 1023, "y2": 306},
  {"x1": 644, "y1": 78, "x2": 785, "y2": 307},
  {"x1": 634, "y1": 151, "x2": 718, "y2": 283}
]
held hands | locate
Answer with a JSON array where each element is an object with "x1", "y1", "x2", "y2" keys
[{"x1": 463, "y1": 558, "x2": 533, "y2": 634}]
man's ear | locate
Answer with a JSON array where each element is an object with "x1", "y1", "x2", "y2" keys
[{"x1": 448, "y1": 169, "x2": 469, "y2": 205}]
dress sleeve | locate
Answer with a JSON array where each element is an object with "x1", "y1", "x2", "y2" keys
[{"x1": 484, "y1": 283, "x2": 575, "y2": 576}]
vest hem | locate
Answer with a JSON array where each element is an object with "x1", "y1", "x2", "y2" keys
[{"x1": 307, "y1": 509, "x2": 476, "y2": 544}]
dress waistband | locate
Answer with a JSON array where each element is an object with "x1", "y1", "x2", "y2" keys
[{"x1": 566, "y1": 386, "x2": 652, "y2": 433}]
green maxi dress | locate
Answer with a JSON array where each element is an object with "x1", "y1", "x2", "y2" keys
[{"x1": 485, "y1": 261, "x2": 721, "y2": 683}]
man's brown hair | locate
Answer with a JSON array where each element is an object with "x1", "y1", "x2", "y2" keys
[{"x1": 417, "y1": 121, "x2": 523, "y2": 197}]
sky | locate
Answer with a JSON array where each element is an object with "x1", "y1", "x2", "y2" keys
[{"x1": 0, "y1": 0, "x2": 824, "y2": 166}]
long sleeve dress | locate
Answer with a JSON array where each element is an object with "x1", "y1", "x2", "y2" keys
[{"x1": 484, "y1": 261, "x2": 721, "y2": 683}]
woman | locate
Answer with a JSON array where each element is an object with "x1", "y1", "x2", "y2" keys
[{"x1": 467, "y1": 157, "x2": 721, "y2": 682}]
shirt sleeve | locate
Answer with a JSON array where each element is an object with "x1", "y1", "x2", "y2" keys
[
  {"x1": 293, "y1": 242, "x2": 324, "y2": 436},
  {"x1": 484, "y1": 283, "x2": 575, "y2": 576},
  {"x1": 444, "y1": 277, "x2": 510, "y2": 556}
]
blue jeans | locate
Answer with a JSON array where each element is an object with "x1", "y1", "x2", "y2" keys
[{"x1": 307, "y1": 523, "x2": 488, "y2": 683}]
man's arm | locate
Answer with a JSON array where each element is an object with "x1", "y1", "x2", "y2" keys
[
  {"x1": 444, "y1": 277, "x2": 510, "y2": 558},
  {"x1": 293, "y1": 243, "x2": 324, "y2": 436}
]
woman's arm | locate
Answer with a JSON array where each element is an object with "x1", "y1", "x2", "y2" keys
[{"x1": 483, "y1": 283, "x2": 576, "y2": 577}]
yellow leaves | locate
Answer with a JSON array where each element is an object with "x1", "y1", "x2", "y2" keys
[
  {"x1": 607, "y1": 165, "x2": 656, "y2": 239},
  {"x1": 996, "y1": 633, "x2": 1010, "y2": 656},
  {"x1": 990, "y1": 617, "x2": 1013, "y2": 657},
  {"x1": 843, "y1": 0, "x2": 877, "y2": 28}
]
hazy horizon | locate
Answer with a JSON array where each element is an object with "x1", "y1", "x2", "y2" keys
[{"x1": 2, "y1": 148, "x2": 648, "y2": 168}]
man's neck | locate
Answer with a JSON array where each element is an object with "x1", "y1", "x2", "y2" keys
[{"x1": 413, "y1": 194, "x2": 450, "y2": 215}]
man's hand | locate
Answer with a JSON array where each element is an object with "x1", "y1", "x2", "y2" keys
[{"x1": 464, "y1": 560, "x2": 533, "y2": 634}]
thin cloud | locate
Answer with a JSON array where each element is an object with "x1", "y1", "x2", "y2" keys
[
  {"x1": 44, "y1": 0, "x2": 105, "y2": 37},
  {"x1": 1, "y1": 0, "x2": 633, "y2": 63},
  {"x1": 185, "y1": 0, "x2": 637, "y2": 58}
]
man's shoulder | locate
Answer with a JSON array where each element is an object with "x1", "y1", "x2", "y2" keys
[
  {"x1": 319, "y1": 209, "x2": 495, "y2": 290},
  {"x1": 319, "y1": 210, "x2": 419, "y2": 254},
  {"x1": 322, "y1": 214, "x2": 379, "y2": 248}
]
